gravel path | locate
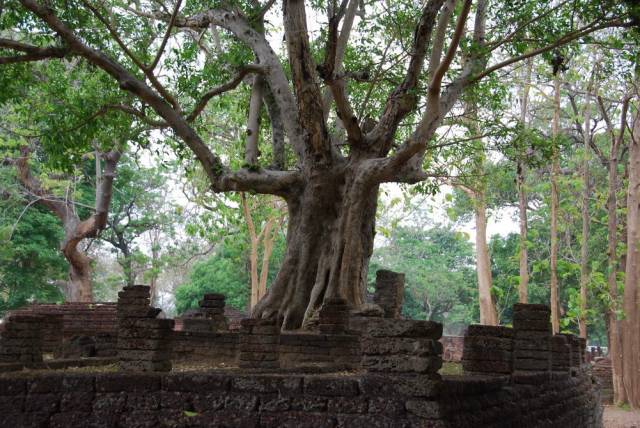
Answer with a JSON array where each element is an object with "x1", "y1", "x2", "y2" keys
[{"x1": 604, "y1": 405, "x2": 640, "y2": 428}]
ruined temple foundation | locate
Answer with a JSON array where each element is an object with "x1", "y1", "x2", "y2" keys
[{"x1": 0, "y1": 276, "x2": 603, "y2": 427}]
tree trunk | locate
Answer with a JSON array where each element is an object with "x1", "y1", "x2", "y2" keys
[
  {"x1": 252, "y1": 169, "x2": 377, "y2": 330},
  {"x1": 475, "y1": 192, "x2": 498, "y2": 325},
  {"x1": 622, "y1": 108, "x2": 640, "y2": 408},
  {"x1": 608, "y1": 150, "x2": 626, "y2": 404},
  {"x1": 258, "y1": 217, "x2": 278, "y2": 302},
  {"x1": 517, "y1": 57, "x2": 532, "y2": 304},
  {"x1": 550, "y1": 71, "x2": 561, "y2": 334},
  {"x1": 12, "y1": 147, "x2": 121, "y2": 302},
  {"x1": 578, "y1": 61, "x2": 597, "y2": 339},
  {"x1": 63, "y1": 239, "x2": 92, "y2": 302},
  {"x1": 600, "y1": 94, "x2": 629, "y2": 405},
  {"x1": 517, "y1": 162, "x2": 529, "y2": 303}
]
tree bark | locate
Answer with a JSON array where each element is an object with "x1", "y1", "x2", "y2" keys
[
  {"x1": 475, "y1": 191, "x2": 498, "y2": 325},
  {"x1": 550, "y1": 71, "x2": 561, "y2": 334},
  {"x1": 252, "y1": 168, "x2": 378, "y2": 329},
  {"x1": 622, "y1": 107, "x2": 640, "y2": 408}
]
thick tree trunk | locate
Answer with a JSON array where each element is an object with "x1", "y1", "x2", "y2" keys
[
  {"x1": 550, "y1": 72, "x2": 561, "y2": 334},
  {"x1": 252, "y1": 168, "x2": 377, "y2": 329},
  {"x1": 475, "y1": 193, "x2": 498, "y2": 325},
  {"x1": 63, "y1": 240, "x2": 92, "y2": 302},
  {"x1": 622, "y1": 109, "x2": 640, "y2": 408}
]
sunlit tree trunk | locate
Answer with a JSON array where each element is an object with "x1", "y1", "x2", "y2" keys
[{"x1": 474, "y1": 191, "x2": 498, "y2": 325}]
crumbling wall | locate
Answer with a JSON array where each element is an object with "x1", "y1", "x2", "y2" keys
[{"x1": 0, "y1": 368, "x2": 602, "y2": 427}]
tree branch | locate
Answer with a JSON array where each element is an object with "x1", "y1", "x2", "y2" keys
[
  {"x1": 187, "y1": 64, "x2": 265, "y2": 122},
  {"x1": 367, "y1": 0, "x2": 446, "y2": 151},
  {"x1": 283, "y1": 0, "x2": 331, "y2": 163},
  {"x1": 0, "y1": 38, "x2": 68, "y2": 64},
  {"x1": 216, "y1": 169, "x2": 303, "y2": 198},
  {"x1": 148, "y1": 0, "x2": 182, "y2": 72},
  {"x1": 471, "y1": 18, "x2": 629, "y2": 83},
  {"x1": 19, "y1": 0, "x2": 225, "y2": 188},
  {"x1": 172, "y1": 7, "x2": 305, "y2": 160},
  {"x1": 80, "y1": 0, "x2": 181, "y2": 112},
  {"x1": 427, "y1": 0, "x2": 472, "y2": 119}
]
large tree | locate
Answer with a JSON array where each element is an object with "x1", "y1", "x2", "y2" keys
[{"x1": 0, "y1": 0, "x2": 631, "y2": 328}]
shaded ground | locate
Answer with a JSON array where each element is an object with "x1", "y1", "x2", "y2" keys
[{"x1": 604, "y1": 405, "x2": 640, "y2": 428}]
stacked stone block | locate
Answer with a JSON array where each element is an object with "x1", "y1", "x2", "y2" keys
[
  {"x1": 318, "y1": 297, "x2": 350, "y2": 334},
  {"x1": 279, "y1": 333, "x2": 361, "y2": 370},
  {"x1": 238, "y1": 318, "x2": 279, "y2": 369},
  {"x1": 579, "y1": 337, "x2": 587, "y2": 365},
  {"x1": 551, "y1": 334, "x2": 572, "y2": 373},
  {"x1": 352, "y1": 317, "x2": 443, "y2": 373},
  {"x1": 94, "y1": 332, "x2": 117, "y2": 357},
  {"x1": 373, "y1": 269, "x2": 405, "y2": 318},
  {"x1": 512, "y1": 303, "x2": 552, "y2": 374},
  {"x1": 117, "y1": 285, "x2": 173, "y2": 372},
  {"x1": 568, "y1": 334, "x2": 583, "y2": 368},
  {"x1": 182, "y1": 293, "x2": 229, "y2": 333},
  {"x1": 39, "y1": 314, "x2": 64, "y2": 358},
  {"x1": 461, "y1": 325, "x2": 513, "y2": 375},
  {"x1": 0, "y1": 314, "x2": 43, "y2": 363}
]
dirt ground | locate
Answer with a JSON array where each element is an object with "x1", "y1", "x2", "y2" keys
[{"x1": 604, "y1": 405, "x2": 640, "y2": 428}]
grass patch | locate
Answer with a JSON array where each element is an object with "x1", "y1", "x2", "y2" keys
[{"x1": 440, "y1": 362, "x2": 463, "y2": 375}]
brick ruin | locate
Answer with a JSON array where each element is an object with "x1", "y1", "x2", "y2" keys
[{"x1": 0, "y1": 273, "x2": 605, "y2": 427}]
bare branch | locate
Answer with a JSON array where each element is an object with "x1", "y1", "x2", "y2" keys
[
  {"x1": 148, "y1": 0, "x2": 182, "y2": 72},
  {"x1": 187, "y1": 64, "x2": 265, "y2": 122},
  {"x1": 216, "y1": 169, "x2": 303, "y2": 198},
  {"x1": 471, "y1": 18, "x2": 629, "y2": 83}
]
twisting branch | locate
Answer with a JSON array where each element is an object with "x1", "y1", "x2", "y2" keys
[
  {"x1": 167, "y1": 7, "x2": 304, "y2": 159},
  {"x1": 320, "y1": 0, "x2": 362, "y2": 145}
]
